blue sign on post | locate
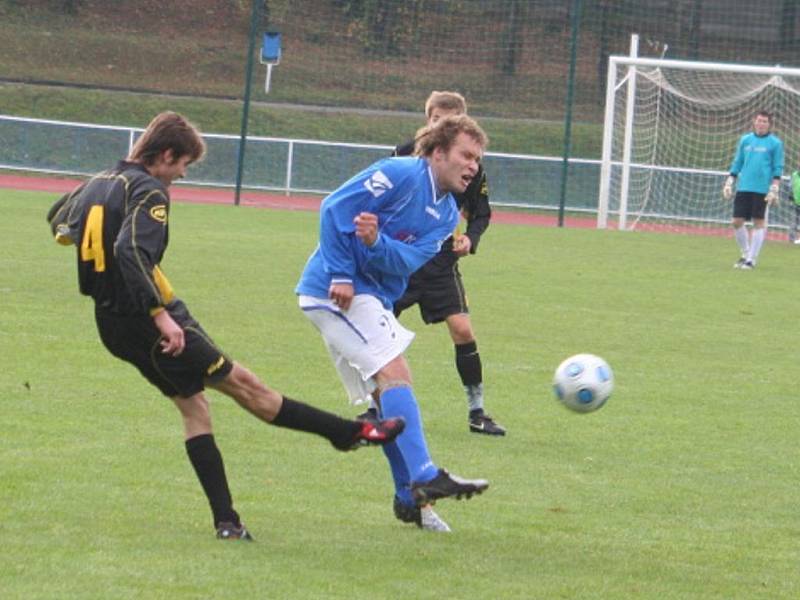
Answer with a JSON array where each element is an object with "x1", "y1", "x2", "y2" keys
[
  {"x1": 260, "y1": 31, "x2": 281, "y2": 94},
  {"x1": 261, "y1": 31, "x2": 281, "y2": 65}
]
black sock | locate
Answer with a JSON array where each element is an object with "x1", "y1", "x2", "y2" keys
[
  {"x1": 271, "y1": 396, "x2": 360, "y2": 449},
  {"x1": 185, "y1": 434, "x2": 239, "y2": 528},
  {"x1": 455, "y1": 341, "x2": 482, "y2": 387}
]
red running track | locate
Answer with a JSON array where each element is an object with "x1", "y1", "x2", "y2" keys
[
  {"x1": 2, "y1": 172, "x2": 759, "y2": 238},
  {"x1": 0, "y1": 173, "x2": 595, "y2": 229}
]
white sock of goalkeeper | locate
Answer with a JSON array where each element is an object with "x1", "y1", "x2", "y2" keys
[
  {"x1": 734, "y1": 226, "x2": 749, "y2": 256},
  {"x1": 747, "y1": 227, "x2": 766, "y2": 264}
]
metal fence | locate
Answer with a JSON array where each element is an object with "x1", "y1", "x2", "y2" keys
[
  {"x1": 7, "y1": 113, "x2": 800, "y2": 233},
  {"x1": 0, "y1": 114, "x2": 603, "y2": 214}
]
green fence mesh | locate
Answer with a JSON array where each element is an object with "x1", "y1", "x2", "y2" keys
[
  {"x1": 3, "y1": 0, "x2": 797, "y2": 120},
  {"x1": 1, "y1": 0, "x2": 798, "y2": 228}
]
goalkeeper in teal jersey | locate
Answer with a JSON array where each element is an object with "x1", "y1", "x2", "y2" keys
[{"x1": 722, "y1": 110, "x2": 784, "y2": 269}]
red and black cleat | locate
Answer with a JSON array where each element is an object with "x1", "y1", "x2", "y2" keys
[{"x1": 338, "y1": 417, "x2": 406, "y2": 451}]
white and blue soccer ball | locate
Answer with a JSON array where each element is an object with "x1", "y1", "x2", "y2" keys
[{"x1": 553, "y1": 353, "x2": 613, "y2": 413}]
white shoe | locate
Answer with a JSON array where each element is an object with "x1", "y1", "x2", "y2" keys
[
  {"x1": 733, "y1": 257, "x2": 747, "y2": 269},
  {"x1": 420, "y1": 506, "x2": 451, "y2": 532}
]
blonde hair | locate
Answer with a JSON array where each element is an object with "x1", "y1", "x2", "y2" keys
[
  {"x1": 424, "y1": 91, "x2": 467, "y2": 119},
  {"x1": 414, "y1": 114, "x2": 488, "y2": 157},
  {"x1": 129, "y1": 111, "x2": 206, "y2": 166}
]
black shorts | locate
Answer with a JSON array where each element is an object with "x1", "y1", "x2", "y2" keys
[
  {"x1": 733, "y1": 191, "x2": 767, "y2": 221},
  {"x1": 95, "y1": 299, "x2": 233, "y2": 398},
  {"x1": 394, "y1": 263, "x2": 468, "y2": 324}
]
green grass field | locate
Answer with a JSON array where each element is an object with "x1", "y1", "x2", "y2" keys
[{"x1": 2, "y1": 188, "x2": 800, "y2": 599}]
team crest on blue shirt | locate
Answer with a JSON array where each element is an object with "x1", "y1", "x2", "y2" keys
[{"x1": 364, "y1": 170, "x2": 394, "y2": 198}]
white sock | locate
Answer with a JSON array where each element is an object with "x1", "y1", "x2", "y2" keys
[
  {"x1": 465, "y1": 383, "x2": 484, "y2": 414},
  {"x1": 747, "y1": 227, "x2": 766, "y2": 264},
  {"x1": 734, "y1": 226, "x2": 749, "y2": 257}
]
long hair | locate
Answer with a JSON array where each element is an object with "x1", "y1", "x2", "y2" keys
[
  {"x1": 129, "y1": 111, "x2": 206, "y2": 166},
  {"x1": 413, "y1": 114, "x2": 488, "y2": 157}
]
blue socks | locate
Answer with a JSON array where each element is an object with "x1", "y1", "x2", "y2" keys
[
  {"x1": 381, "y1": 441, "x2": 414, "y2": 506},
  {"x1": 379, "y1": 385, "x2": 438, "y2": 486}
]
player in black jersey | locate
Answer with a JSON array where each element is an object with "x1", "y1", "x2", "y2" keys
[
  {"x1": 47, "y1": 111, "x2": 404, "y2": 541},
  {"x1": 363, "y1": 92, "x2": 505, "y2": 437}
]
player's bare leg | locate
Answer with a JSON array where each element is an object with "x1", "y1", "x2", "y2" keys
[
  {"x1": 172, "y1": 364, "x2": 405, "y2": 540},
  {"x1": 172, "y1": 391, "x2": 252, "y2": 540},
  {"x1": 209, "y1": 363, "x2": 404, "y2": 450}
]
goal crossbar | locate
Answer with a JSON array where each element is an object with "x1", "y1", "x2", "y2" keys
[
  {"x1": 598, "y1": 56, "x2": 800, "y2": 231},
  {"x1": 606, "y1": 56, "x2": 800, "y2": 78}
]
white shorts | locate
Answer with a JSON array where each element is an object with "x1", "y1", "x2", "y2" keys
[{"x1": 298, "y1": 294, "x2": 415, "y2": 404}]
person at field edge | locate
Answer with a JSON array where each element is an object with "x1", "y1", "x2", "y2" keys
[
  {"x1": 722, "y1": 110, "x2": 784, "y2": 269},
  {"x1": 46, "y1": 111, "x2": 405, "y2": 541},
  {"x1": 789, "y1": 170, "x2": 800, "y2": 244},
  {"x1": 359, "y1": 91, "x2": 505, "y2": 437},
  {"x1": 296, "y1": 114, "x2": 491, "y2": 533}
]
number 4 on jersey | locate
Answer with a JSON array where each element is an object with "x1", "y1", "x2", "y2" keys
[{"x1": 80, "y1": 205, "x2": 106, "y2": 272}]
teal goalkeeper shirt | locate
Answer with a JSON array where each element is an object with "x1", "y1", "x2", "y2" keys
[{"x1": 729, "y1": 132, "x2": 784, "y2": 194}]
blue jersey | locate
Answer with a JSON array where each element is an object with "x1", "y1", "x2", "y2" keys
[
  {"x1": 296, "y1": 157, "x2": 460, "y2": 309},
  {"x1": 729, "y1": 132, "x2": 784, "y2": 194}
]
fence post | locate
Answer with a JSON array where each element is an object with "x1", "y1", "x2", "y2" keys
[
  {"x1": 285, "y1": 140, "x2": 294, "y2": 195},
  {"x1": 557, "y1": 0, "x2": 584, "y2": 227},
  {"x1": 234, "y1": 0, "x2": 261, "y2": 206}
]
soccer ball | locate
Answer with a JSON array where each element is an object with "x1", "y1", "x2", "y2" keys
[{"x1": 552, "y1": 354, "x2": 613, "y2": 413}]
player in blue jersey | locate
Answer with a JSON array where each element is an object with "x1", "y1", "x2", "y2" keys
[
  {"x1": 297, "y1": 114, "x2": 490, "y2": 532},
  {"x1": 359, "y1": 91, "x2": 504, "y2": 436},
  {"x1": 722, "y1": 111, "x2": 784, "y2": 270}
]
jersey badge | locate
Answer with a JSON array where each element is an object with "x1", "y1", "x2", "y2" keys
[
  {"x1": 149, "y1": 204, "x2": 168, "y2": 223},
  {"x1": 364, "y1": 170, "x2": 394, "y2": 198}
]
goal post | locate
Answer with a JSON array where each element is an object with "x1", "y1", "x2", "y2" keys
[{"x1": 598, "y1": 55, "x2": 800, "y2": 236}]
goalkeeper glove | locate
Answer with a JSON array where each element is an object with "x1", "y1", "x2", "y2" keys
[
  {"x1": 722, "y1": 176, "x2": 735, "y2": 200},
  {"x1": 765, "y1": 182, "x2": 780, "y2": 206}
]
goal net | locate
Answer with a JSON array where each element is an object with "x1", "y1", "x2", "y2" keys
[{"x1": 598, "y1": 56, "x2": 800, "y2": 238}]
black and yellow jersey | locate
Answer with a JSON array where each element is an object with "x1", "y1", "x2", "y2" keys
[
  {"x1": 393, "y1": 139, "x2": 491, "y2": 275},
  {"x1": 47, "y1": 161, "x2": 175, "y2": 316}
]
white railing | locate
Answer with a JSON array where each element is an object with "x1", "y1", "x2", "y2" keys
[
  {"x1": 3, "y1": 113, "x2": 798, "y2": 232},
  {"x1": 0, "y1": 113, "x2": 602, "y2": 212}
]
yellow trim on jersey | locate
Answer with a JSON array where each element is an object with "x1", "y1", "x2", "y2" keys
[
  {"x1": 130, "y1": 190, "x2": 169, "y2": 305},
  {"x1": 55, "y1": 224, "x2": 75, "y2": 246},
  {"x1": 152, "y1": 265, "x2": 175, "y2": 305}
]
